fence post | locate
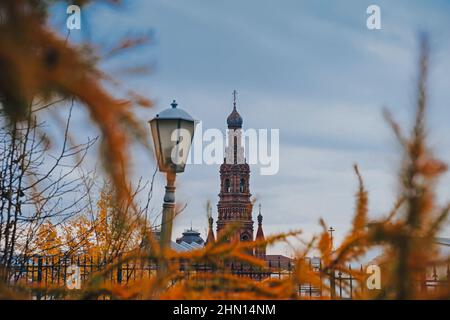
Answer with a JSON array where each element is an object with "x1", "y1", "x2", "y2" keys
[
  {"x1": 360, "y1": 264, "x2": 364, "y2": 296},
  {"x1": 447, "y1": 264, "x2": 450, "y2": 284},
  {"x1": 37, "y1": 256, "x2": 43, "y2": 300},
  {"x1": 349, "y1": 264, "x2": 353, "y2": 299},
  {"x1": 278, "y1": 256, "x2": 281, "y2": 279},
  {"x1": 117, "y1": 255, "x2": 123, "y2": 285},
  {"x1": 329, "y1": 268, "x2": 336, "y2": 299}
]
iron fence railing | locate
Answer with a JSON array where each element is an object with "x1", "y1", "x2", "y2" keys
[{"x1": 2, "y1": 254, "x2": 449, "y2": 299}]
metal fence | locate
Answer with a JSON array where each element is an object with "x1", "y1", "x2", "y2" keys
[{"x1": 3, "y1": 254, "x2": 449, "y2": 299}]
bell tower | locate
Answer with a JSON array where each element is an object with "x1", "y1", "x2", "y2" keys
[{"x1": 217, "y1": 91, "x2": 254, "y2": 243}]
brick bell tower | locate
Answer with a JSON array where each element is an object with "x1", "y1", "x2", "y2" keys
[{"x1": 216, "y1": 91, "x2": 254, "y2": 243}]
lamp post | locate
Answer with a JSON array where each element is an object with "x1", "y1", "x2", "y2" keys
[{"x1": 149, "y1": 100, "x2": 196, "y2": 251}]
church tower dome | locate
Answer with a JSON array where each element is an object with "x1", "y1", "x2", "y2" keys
[{"x1": 227, "y1": 104, "x2": 243, "y2": 129}]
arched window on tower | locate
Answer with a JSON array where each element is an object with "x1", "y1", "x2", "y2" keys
[
  {"x1": 241, "y1": 234, "x2": 250, "y2": 241},
  {"x1": 240, "y1": 178, "x2": 245, "y2": 193},
  {"x1": 224, "y1": 179, "x2": 230, "y2": 193}
]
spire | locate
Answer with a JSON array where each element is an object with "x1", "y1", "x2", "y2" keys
[
  {"x1": 255, "y1": 203, "x2": 266, "y2": 258},
  {"x1": 257, "y1": 204, "x2": 263, "y2": 225},
  {"x1": 255, "y1": 204, "x2": 265, "y2": 240},
  {"x1": 206, "y1": 213, "x2": 215, "y2": 245},
  {"x1": 328, "y1": 226, "x2": 335, "y2": 251}
]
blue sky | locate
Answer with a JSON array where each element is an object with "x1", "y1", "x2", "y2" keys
[{"x1": 49, "y1": 0, "x2": 450, "y2": 254}]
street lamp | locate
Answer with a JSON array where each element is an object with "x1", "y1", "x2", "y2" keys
[{"x1": 149, "y1": 100, "x2": 196, "y2": 250}]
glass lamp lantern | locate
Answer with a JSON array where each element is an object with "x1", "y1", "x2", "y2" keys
[{"x1": 149, "y1": 100, "x2": 196, "y2": 173}]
